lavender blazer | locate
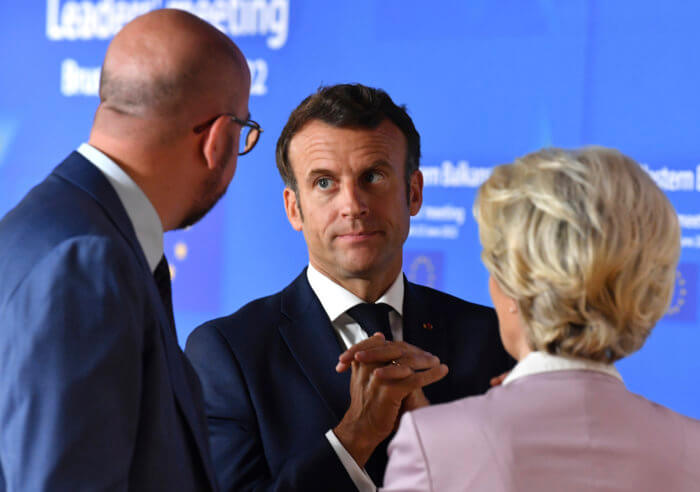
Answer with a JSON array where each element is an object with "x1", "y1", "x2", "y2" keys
[{"x1": 383, "y1": 370, "x2": 700, "y2": 492}]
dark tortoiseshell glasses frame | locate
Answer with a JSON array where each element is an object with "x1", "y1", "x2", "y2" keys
[{"x1": 193, "y1": 113, "x2": 263, "y2": 155}]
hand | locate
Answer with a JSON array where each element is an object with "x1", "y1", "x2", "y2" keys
[
  {"x1": 337, "y1": 335, "x2": 441, "y2": 416},
  {"x1": 401, "y1": 388, "x2": 430, "y2": 413},
  {"x1": 333, "y1": 335, "x2": 448, "y2": 467},
  {"x1": 336, "y1": 334, "x2": 441, "y2": 375},
  {"x1": 335, "y1": 332, "x2": 386, "y2": 373},
  {"x1": 368, "y1": 340, "x2": 434, "y2": 425},
  {"x1": 490, "y1": 371, "x2": 510, "y2": 387}
]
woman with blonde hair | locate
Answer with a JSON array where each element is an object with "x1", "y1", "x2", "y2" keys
[{"x1": 382, "y1": 147, "x2": 700, "y2": 491}]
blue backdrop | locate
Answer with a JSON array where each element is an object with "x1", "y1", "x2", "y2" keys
[{"x1": 1, "y1": 1, "x2": 698, "y2": 418}]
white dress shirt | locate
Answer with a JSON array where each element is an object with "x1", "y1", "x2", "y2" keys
[
  {"x1": 502, "y1": 351, "x2": 623, "y2": 386},
  {"x1": 306, "y1": 264, "x2": 404, "y2": 492},
  {"x1": 77, "y1": 143, "x2": 163, "y2": 272}
]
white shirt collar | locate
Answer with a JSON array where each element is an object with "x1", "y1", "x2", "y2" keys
[
  {"x1": 77, "y1": 143, "x2": 164, "y2": 272},
  {"x1": 306, "y1": 263, "x2": 404, "y2": 322},
  {"x1": 502, "y1": 351, "x2": 623, "y2": 386}
]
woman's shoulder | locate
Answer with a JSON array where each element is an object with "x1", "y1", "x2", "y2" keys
[{"x1": 409, "y1": 387, "x2": 510, "y2": 435}]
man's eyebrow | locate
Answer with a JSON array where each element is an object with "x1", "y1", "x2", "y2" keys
[
  {"x1": 304, "y1": 160, "x2": 393, "y2": 181},
  {"x1": 305, "y1": 167, "x2": 336, "y2": 180},
  {"x1": 359, "y1": 160, "x2": 394, "y2": 174},
  {"x1": 367, "y1": 160, "x2": 392, "y2": 170}
]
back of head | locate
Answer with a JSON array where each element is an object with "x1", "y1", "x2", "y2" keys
[
  {"x1": 276, "y1": 83, "x2": 420, "y2": 191},
  {"x1": 474, "y1": 147, "x2": 680, "y2": 363},
  {"x1": 94, "y1": 8, "x2": 248, "y2": 144}
]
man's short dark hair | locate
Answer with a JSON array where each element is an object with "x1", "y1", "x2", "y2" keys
[{"x1": 276, "y1": 84, "x2": 421, "y2": 195}]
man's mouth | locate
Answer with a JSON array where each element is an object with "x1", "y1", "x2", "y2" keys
[{"x1": 335, "y1": 231, "x2": 380, "y2": 242}]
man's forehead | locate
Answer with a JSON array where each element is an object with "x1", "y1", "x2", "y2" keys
[{"x1": 288, "y1": 119, "x2": 406, "y2": 167}]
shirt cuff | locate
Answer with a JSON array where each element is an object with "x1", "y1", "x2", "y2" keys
[{"x1": 325, "y1": 429, "x2": 377, "y2": 492}]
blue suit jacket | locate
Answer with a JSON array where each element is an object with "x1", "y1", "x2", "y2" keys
[
  {"x1": 0, "y1": 152, "x2": 217, "y2": 491},
  {"x1": 185, "y1": 270, "x2": 514, "y2": 491}
]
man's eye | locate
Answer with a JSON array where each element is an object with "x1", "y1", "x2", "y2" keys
[
  {"x1": 365, "y1": 171, "x2": 384, "y2": 184},
  {"x1": 316, "y1": 177, "x2": 333, "y2": 189}
]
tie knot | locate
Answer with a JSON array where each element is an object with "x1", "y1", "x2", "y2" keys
[{"x1": 346, "y1": 303, "x2": 394, "y2": 340}]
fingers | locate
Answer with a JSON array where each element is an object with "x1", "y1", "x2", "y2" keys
[
  {"x1": 490, "y1": 370, "x2": 510, "y2": 387},
  {"x1": 368, "y1": 363, "x2": 448, "y2": 402},
  {"x1": 354, "y1": 341, "x2": 438, "y2": 367},
  {"x1": 371, "y1": 363, "x2": 415, "y2": 380},
  {"x1": 371, "y1": 352, "x2": 441, "y2": 378},
  {"x1": 413, "y1": 363, "x2": 449, "y2": 387},
  {"x1": 336, "y1": 333, "x2": 385, "y2": 372},
  {"x1": 339, "y1": 332, "x2": 385, "y2": 362},
  {"x1": 337, "y1": 337, "x2": 442, "y2": 375},
  {"x1": 383, "y1": 363, "x2": 448, "y2": 389},
  {"x1": 353, "y1": 343, "x2": 405, "y2": 364},
  {"x1": 402, "y1": 389, "x2": 431, "y2": 413}
]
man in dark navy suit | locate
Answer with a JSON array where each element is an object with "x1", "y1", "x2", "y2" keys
[
  {"x1": 0, "y1": 9, "x2": 259, "y2": 491},
  {"x1": 186, "y1": 84, "x2": 514, "y2": 491}
]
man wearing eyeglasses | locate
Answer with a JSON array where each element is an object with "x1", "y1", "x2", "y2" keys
[
  {"x1": 0, "y1": 9, "x2": 258, "y2": 491},
  {"x1": 186, "y1": 84, "x2": 513, "y2": 491}
]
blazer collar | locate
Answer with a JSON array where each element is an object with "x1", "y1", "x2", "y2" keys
[
  {"x1": 503, "y1": 351, "x2": 624, "y2": 386},
  {"x1": 76, "y1": 143, "x2": 163, "y2": 271},
  {"x1": 279, "y1": 269, "x2": 351, "y2": 421},
  {"x1": 52, "y1": 152, "x2": 151, "y2": 274}
]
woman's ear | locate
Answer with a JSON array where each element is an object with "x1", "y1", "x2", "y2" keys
[{"x1": 508, "y1": 301, "x2": 518, "y2": 314}]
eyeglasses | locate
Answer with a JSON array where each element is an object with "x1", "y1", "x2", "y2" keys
[{"x1": 193, "y1": 113, "x2": 263, "y2": 155}]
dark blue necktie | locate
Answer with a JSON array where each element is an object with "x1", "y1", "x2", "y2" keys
[
  {"x1": 154, "y1": 255, "x2": 175, "y2": 330},
  {"x1": 346, "y1": 303, "x2": 394, "y2": 341}
]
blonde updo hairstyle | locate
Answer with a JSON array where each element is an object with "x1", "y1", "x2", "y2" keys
[{"x1": 474, "y1": 147, "x2": 680, "y2": 363}]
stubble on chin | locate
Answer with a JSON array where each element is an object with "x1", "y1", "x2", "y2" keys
[{"x1": 176, "y1": 171, "x2": 227, "y2": 230}]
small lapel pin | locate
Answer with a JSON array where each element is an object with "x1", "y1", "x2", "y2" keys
[{"x1": 422, "y1": 322, "x2": 433, "y2": 330}]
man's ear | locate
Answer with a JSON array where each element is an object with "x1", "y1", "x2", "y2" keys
[
  {"x1": 283, "y1": 187, "x2": 303, "y2": 231},
  {"x1": 201, "y1": 116, "x2": 235, "y2": 171},
  {"x1": 408, "y1": 169, "x2": 424, "y2": 216}
]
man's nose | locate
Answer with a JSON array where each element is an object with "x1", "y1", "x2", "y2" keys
[{"x1": 339, "y1": 182, "x2": 369, "y2": 218}]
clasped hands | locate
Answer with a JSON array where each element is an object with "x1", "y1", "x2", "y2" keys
[{"x1": 333, "y1": 333, "x2": 448, "y2": 467}]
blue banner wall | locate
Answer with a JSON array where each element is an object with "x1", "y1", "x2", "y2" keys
[{"x1": 1, "y1": 1, "x2": 699, "y2": 418}]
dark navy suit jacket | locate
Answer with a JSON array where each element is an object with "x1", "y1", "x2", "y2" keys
[
  {"x1": 0, "y1": 152, "x2": 217, "y2": 491},
  {"x1": 186, "y1": 270, "x2": 514, "y2": 491}
]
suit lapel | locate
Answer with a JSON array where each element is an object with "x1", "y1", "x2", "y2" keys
[
  {"x1": 278, "y1": 271, "x2": 351, "y2": 422},
  {"x1": 53, "y1": 152, "x2": 218, "y2": 489},
  {"x1": 401, "y1": 278, "x2": 451, "y2": 402}
]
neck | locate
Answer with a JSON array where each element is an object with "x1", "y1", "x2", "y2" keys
[
  {"x1": 510, "y1": 326, "x2": 534, "y2": 361},
  {"x1": 311, "y1": 262, "x2": 400, "y2": 303},
  {"x1": 514, "y1": 345, "x2": 533, "y2": 362},
  {"x1": 88, "y1": 134, "x2": 191, "y2": 231}
]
